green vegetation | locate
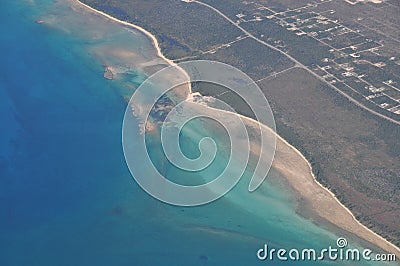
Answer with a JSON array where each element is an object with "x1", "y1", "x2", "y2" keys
[
  {"x1": 259, "y1": 67, "x2": 400, "y2": 245},
  {"x1": 201, "y1": 37, "x2": 294, "y2": 80}
]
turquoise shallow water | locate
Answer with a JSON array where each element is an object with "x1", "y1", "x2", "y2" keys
[{"x1": 0, "y1": 1, "x2": 397, "y2": 265}]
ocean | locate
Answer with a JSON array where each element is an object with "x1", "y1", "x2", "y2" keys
[{"x1": 0, "y1": 0, "x2": 396, "y2": 265}]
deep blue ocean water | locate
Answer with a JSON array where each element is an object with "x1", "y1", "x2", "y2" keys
[{"x1": 0, "y1": 1, "x2": 396, "y2": 265}]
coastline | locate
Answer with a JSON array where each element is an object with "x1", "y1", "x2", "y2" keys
[
  {"x1": 72, "y1": 0, "x2": 192, "y2": 94},
  {"x1": 73, "y1": 0, "x2": 399, "y2": 257}
]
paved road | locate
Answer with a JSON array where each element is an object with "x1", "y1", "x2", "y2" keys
[{"x1": 192, "y1": 0, "x2": 400, "y2": 126}]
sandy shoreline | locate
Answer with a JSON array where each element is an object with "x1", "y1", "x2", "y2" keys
[
  {"x1": 73, "y1": 0, "x2": 399, "y2": 257},
  {"x1": 273, "y1": 134, "x2": 400, "y2": 257}
]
